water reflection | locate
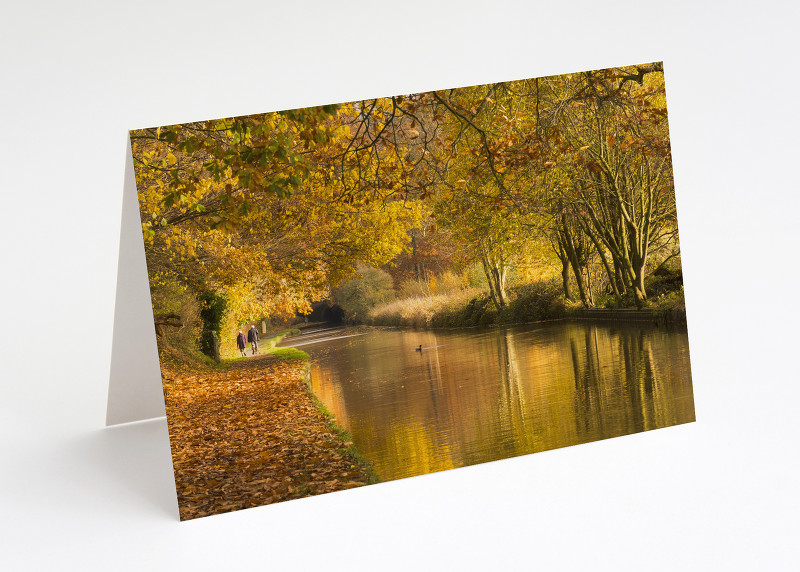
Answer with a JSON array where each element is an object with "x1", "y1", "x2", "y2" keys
[{"x1": 300, "y1": 322, "x2": 694, "y2": 481}]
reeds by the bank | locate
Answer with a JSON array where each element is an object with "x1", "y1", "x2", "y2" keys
[
  {"x1": 367, "y1": 282, "x2": 569, "y2": 328},
  {"x1": 368, "y1": 288, "x2": 482, "y2": 328}
]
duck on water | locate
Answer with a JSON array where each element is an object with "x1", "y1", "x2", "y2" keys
[{"x1": 416, "y1": 344, "x2": 445, "y2": 352}]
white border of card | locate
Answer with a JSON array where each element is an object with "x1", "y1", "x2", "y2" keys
[{"x1": 106, "y1": 136, "x2": 165, "y2": 426}]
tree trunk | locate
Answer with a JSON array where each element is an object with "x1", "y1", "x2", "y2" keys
[
  {"x1": 583, "y1": 222, "x2": 621, "y2": 305},
  {"x1": 552, "y1": 238, "x2": 573, "y2": 301},
  {"x1": 561, "y1": 256, "x2": 573, "y2": 300},
  {"x1": 482, "y1": 254, "x2": 508, "y2": 310},
  {"x1": 585, "y1": 267, "x2": 595, "y2": 306},
  {"x1": 560, "y1": 213, "x2": 590, "y2": 308},
  {"x1": 614, "y1": 264, "x2": 628, "y2": 296},
  {"x1": 154, "y1": 312, "x2": 183, "y2": 338},
  {"x1": 632, "y1": 266, "x2": 647, "y2": 308}
]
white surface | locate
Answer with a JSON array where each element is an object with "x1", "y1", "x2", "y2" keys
[
  {"x1": 106, "y1": 136, "x2": 165, "y2": 425},
  {"x1": 1, "y1": 1, "x2": 798, "y2": 570}
]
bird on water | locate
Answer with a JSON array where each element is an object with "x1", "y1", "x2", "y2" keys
[{"x1": 416, "y1": 344, "x2": 422, "y2": 352}]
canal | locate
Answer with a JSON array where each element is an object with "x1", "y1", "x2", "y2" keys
[{"x1": 283, "y1": 321, "x2": 695, "y2": 482}]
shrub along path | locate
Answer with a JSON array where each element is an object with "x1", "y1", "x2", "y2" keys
[{"x1": 159, "y1": 349, "x2": 374, "y2": 520}]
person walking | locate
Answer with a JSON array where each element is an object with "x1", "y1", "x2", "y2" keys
[
  {"x1": 236, "y1": 330, "x2": 247, "y2": 357},
  {"x1": 247, "y1": 324, "x2": 259, "y2": 355}
]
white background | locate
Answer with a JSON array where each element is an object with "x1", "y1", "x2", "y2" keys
[{"x1": 2, "y1": 1, "x2": 798, "y2": 570}]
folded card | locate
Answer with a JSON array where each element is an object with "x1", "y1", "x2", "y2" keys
[{"x1": 109, "y1": 62, "x2": 695, "y2": 520}]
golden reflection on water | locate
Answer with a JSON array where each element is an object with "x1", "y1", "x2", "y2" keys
[{"x1": 307, "y1": 322, "x2": 695, "y2": 482}]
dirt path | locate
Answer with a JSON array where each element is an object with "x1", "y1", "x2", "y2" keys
[{"x1": 160, "y1": 352, "x2": 374, "y2": 520}]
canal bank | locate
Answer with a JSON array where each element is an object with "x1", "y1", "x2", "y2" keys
[
  {"x1": 367, "y1": 281, "x2": 686, "y2": 330},
  {"x1": 567, "y1": 306, "x2": 687, "y2": 325},
  {"x1": 158, "y1": 339, "x2": 377, "y2": 520}
]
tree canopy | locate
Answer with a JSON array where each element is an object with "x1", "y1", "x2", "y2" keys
[{"x1": 132, "y1": 62, "x2": 680, "y2": 354}]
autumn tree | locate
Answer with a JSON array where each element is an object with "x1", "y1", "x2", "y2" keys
[
  {"x1": 131, "y1": 105, "x2": 423, "y2": 353},
  {"x1": 538, "y1": 64, "x2": 676, "y2": 307},
  {"x1": 133, "y1": 61, "x2": 682, "y2": 347}
]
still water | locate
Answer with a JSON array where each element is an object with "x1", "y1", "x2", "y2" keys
[{"x1": 288, "y1": 321, "x2": 694, "y2": 482}]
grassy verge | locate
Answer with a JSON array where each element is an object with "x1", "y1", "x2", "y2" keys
[
  {"x1": 299, "y1": 364, "x2": 380, "y2": 485},
  {"x1": 257, "y1": 328, "x2": 309, "y2": 360},
  {"x1": 269, "y1": 347, "x2": 309, "y2": 360},
  {"x1": 266, "y1": 331, "x2": 380, "y2": 482}
]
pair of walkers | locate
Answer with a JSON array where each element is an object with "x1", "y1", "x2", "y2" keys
[{"x1": 236, "y1": 325, "x2": 259, "y2": 356}]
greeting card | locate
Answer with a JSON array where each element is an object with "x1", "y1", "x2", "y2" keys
[{"x1": 109, "y1": 62, "x2": 694, "y2": 520}]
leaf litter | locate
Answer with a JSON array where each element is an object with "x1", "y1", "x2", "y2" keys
[{"x1": 159, "y1": 352, "x2": 374, "y2": 520}]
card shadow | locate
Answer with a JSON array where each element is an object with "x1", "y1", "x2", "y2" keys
[{"x1": 69, "y1": 418, "x2": 178, "y2": 520}]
